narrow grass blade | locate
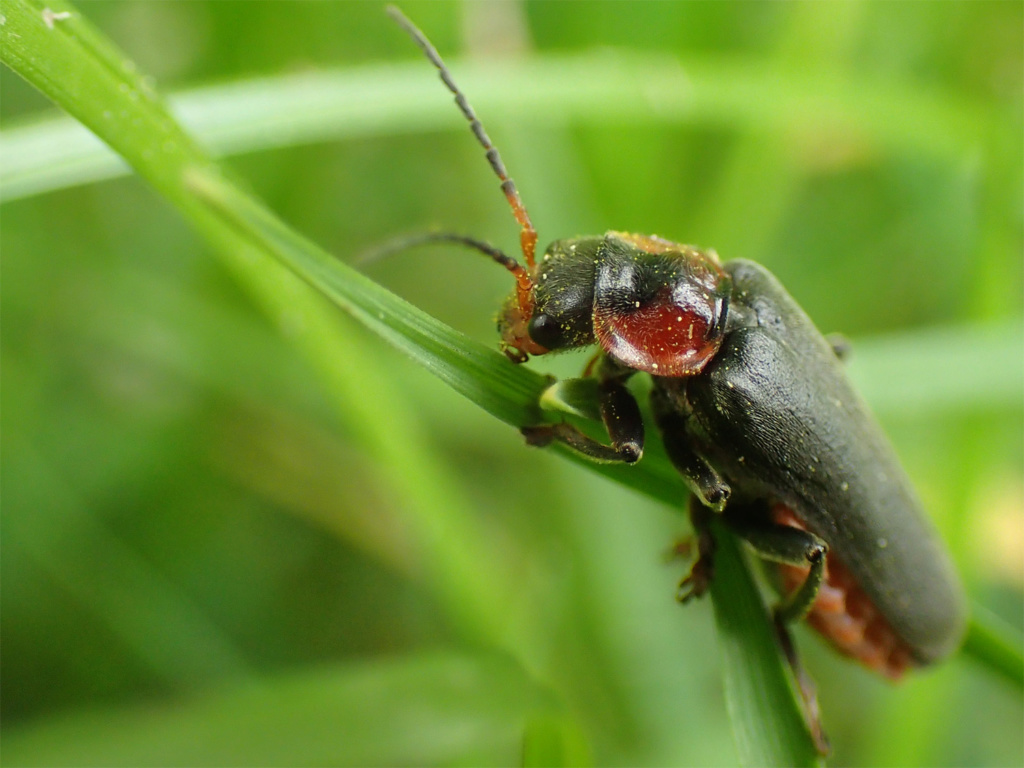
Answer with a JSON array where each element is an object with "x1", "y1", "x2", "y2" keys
[
  {"x1": 708, "y1": 516, "x2": 824, "y2": 767},
  {"x1": 182, "y1": 165, "x2": 547, "y2": 429},
  {"x1": 3, "y1": 651, "x2": 574, "y2": 767},
  {"x1": 964, "y1": 603, "x2": 1024, "y2": 690},
  {"x1": 2, "y1": 49, "x2": 1007, "y2": 203},
  {"x1": 0, "y1": 0, "x2": 535, "y2": 652}
]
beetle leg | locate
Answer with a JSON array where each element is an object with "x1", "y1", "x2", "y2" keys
[
  {"x1": 774, "y1": 613, "x2": 831, "y2": 755},
  {"x1": 677, "y1": 496, "x2": 716, "y2": 602},
  {"x1": 658, "y1": 412, "x2": 731, "y2": 510},
  {"x1": 723, "y1": 507, "x2": 828, "y2": 623},
  {"x1": 521, "y1": 378, "x2": 644, "y2": 464},
  {"x1": 651, "y1": 389, "x2": 731, "y2": 510},
  {"x1": 723, "y1": 502, "x2": 831, "y2": 754}
]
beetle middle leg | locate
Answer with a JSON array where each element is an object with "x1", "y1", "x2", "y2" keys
[
  {"x1": 651, "y1": 387, "x2": 731, "y2": 600},
  {"x1": 651, "y1": 387, "x2": 731, "y2": 510}
]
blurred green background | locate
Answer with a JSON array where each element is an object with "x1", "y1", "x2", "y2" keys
[{"x1": 2, "y1": 1, "x2": 1022, "y2": 765}]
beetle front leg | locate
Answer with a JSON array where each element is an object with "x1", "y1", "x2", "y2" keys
[{"x1": 521, "y1": 377, "x2": 644, "y2": 464}]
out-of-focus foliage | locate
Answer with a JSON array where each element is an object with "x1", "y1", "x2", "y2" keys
[{"x1": 2, "y1": 1, "x2": 1021, "y2": 766}]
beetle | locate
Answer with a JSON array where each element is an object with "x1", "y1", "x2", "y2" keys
[{"x1": 387, "y1": 5, "x2": 967, "y2": 751}]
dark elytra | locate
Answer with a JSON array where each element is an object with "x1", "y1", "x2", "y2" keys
[{"x1": 683, "y1": 259, "x2": 966, "y2": 664}]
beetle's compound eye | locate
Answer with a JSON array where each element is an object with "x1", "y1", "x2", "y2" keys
[{"x1": 527, "y1": 313, "x2": 563, "y2": 350}]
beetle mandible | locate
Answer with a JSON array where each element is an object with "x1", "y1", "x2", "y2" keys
[{"x1": 386, "y1": 5, "x2": 967, "y2": 747}]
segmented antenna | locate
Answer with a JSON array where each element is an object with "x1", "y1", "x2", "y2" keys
[
  {"x1": 359, "y1": 232, "x2": 523, "y2": 275},
  {"x1": 387, "y1": 5, "x2": 539, "y2": 272}
]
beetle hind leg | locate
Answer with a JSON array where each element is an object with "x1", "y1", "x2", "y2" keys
[
  {"x1": 724, "y1": 502, "x2": 831, "y2": 755},
  {"x1": 726, "y1": 508, "x2": 828, "y2": 623},
  {"x1": 774, "y1": 612, "x2": 831, "y2": 755}
]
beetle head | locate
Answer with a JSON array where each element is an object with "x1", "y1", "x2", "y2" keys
[{"x1": 497, "y1": 237, "x2": 604, "y2": 360}]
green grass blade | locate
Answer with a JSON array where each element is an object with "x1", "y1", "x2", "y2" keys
[
  {"x1": 0, "y1": 0, "x2": 531, "y2": 652},
  {"x1": 183, "y1": 165, "x2": 547, "y2": 428},
  {"x1": 708, "y1": 516, "x2": 825, "y2": 767},
  {"x1": 846, "y1": 323, "x2": 1024, "y2": 416},
  {"x1": 964, "y1": 603, "x2": 1024, "y2": 690},
  {"x1": 1, "y1": 49, "x2": 1010, "y2": 203},
  {"x1": 2, "y1": 651, "x2": 571, "y2": 767}
]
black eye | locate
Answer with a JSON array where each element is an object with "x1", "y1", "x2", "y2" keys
[{"x1": 528, "y1": 313, "x2": 563, "y2": 350}]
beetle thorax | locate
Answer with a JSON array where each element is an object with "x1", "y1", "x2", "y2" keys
[{"x1": 498, "y1": 232, "x2": 732, "y2": 375}]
